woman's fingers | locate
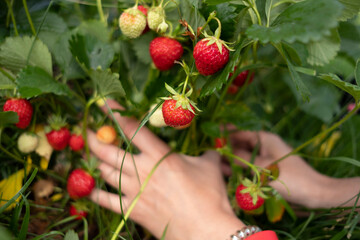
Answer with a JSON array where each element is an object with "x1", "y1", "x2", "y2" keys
[
  {"x1": 87, "y1": 130, "x2": 138, "y2": 174},
  {"x1": 90, "y1": 189, "x2": 130, "y2": 215},
  {"x1": 101, "y1": 99, "x2": 170, "y2": 158},
  {"x1": 98, "y1": 162, "x2": 140, "y2": 194},
  {"x1": 230, "y1": 131, "x2": 261, "y2": 150}
]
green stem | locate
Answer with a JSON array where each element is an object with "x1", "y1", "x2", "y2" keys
[
  {"x1": 96, "y1": 0, "x2": 106, "y2": 24},
  {"x1": 5, "y1": 0, "x2": 19, "y2": 36},
  {"x1": 22, "y1": 0, "x2": 36, "y2": 35},
  {"x1": 247, "y1": 0, "x2": 262, "y2": 25},
  {"x1": 0, "y1": 67, "x2": 15, "y2": 82},
  {"x1": 0, "y1": 144, "x2": 26, "y2": 164},
  {"x1": 272, "y1": 104, "x2": 360, "y2": 165},
  {"x1": 110, "y1": 151, "x2": 173, "y2": 240},
  {"x1": 181, "y1": 75, "x2": 189, "y2": 96},
  {"x1": 82, "y1": 98, "x2": 97, "y2": 161},
  {"x1": 221, "y1": 150, "x2": 262, "y2": 186}
]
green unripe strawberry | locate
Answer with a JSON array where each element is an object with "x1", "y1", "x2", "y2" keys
[
  {"x1": 147, "y1": 7, "x2": 165, "y2": 31},
  {"x1": 119, "y1": 8, "x2": 146, "y2": 39},
  {"x1": 18, "y1": 132, "x2": 39, "y2": 153},
  {"x1": 149, "y1": 104, "x2": 166, "y2": 128}
]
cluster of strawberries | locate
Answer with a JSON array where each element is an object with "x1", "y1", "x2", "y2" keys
[
  {"x1": 119, "y1": 4, "x2": 254, "y2": 130},
  {"x1": 119, "y1": 4, "x2": 265, "y2": 211},
  {"x1": 2, "y1": 98, "x2": 121, "y2": 219}
]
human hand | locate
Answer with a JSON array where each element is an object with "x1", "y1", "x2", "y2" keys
[
  {"x1": 87, "y1": 100, "x2": 245, "y2": 240},
  {"x1": 229, "y1": 131, "x2": 360, "y2": 209}
]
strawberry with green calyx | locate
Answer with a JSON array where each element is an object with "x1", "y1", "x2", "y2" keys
[
  {"x1": 214, "y1": 137, "x2": 227, "y2": 149},
  {"x1": 147, "y1": 4, "x2": 166, "y2": 32},
  {"x1": 69, "y1": 126, "x2": 85, "y2": 151},
  {"x1": 45, "y1": 115, "x2": 71, "y2": 151},
  {"x1": 119, "y1": 3, "x2": 147, "y2": 39},
  {"x1": 67, "y1": 158, "x2": 98, "y2": 199},
  {"x1": 235, "y1": 178, "x2": 271, "y2": 211},
  {"x1": 69, "y1": 202, "x2": 88, "y2": 220},
  {"x1": 3, "y1": 98, "x2": 33, "y2": 129},
  {"x1": 161, "y1": 61, "x2": 200, "y2": 127},
  {"x1": 193, "y1": 13, "x2": 233, "y2": 76}
]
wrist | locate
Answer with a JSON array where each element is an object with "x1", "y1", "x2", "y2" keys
[{"x1": 186, "y1": 212, "x2": 246, "y2": 240}]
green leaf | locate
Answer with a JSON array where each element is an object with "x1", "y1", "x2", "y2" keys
[
  {"x1": 204, "y1": 0, "x2": 234, "y2": 5},
  {"x1": 355, "y1": 59, "x2": 360, "y2": 86},
  {"x1": 69, "y1": 34, "x2": 114, "y2": 70},
  {"x1": 64, "y1": 230, "x2": 79, "y2": 240},
  {"x1": 285, "y1": 58, "x2": 310, "y2": 101},
  {"x1": 338, "y1": 0, "x2": 360, "y2": 21},
  {"x1": 75, "y1": 20, "x2": 111, "y2": 43},
  {"x1": 306, "y1": 29, "x2": 340, "y2": 66},
  {"x1": 316, "y1": 55, "x2": 355, "y2": 81},
  {"x1": 132, "y1": 33, "x2": 153, "y2": 65},
  {"x1": 339, "y1": 22, "x2": 360, "y2": 60},
  {"x1": 201, "y1": 3, "x2": 239, "y2": 41},
  {"x1": 246, "y1": 0, "x2": 343, "y2": 44},
  {"x1": 0, "y1": 226, "x2": 13, "y2": 240},
  {"x1": 319, "y1": 73, "x2": 360, "y2": 101},
  {"x1": 18, "y1": 198, "x2": 30, "y2": 240},
  {"x1": 200, "y1": 122, "x2": 221, "y2": 137},
  {"x1": 0, "y1": 36, "x2": 52, "y2": 75},
  {"x1": 16, "y1": 66, "x2": 71, "y2": 98},
  {"x1": 90, "y1": 69, "x2": 125, "y2": 98},
  {"x1": 0, "y1": 112, "x2": 19, "y2": 127},
  {"x1": 218, "y1": 103, "x2": 262, "y2": 130},
  {"x1": 265, "y1": 196, "x2": 285, "y2": 223}
]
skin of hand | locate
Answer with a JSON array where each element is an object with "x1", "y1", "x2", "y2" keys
[
  {"x1": 229, "y1": 131, "x2": 360, "y2": 209},
  {"x1": 87, "y1": 100, "x2": 245, "y2": 240}
]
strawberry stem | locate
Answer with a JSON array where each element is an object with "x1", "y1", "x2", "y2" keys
[
  {"x1": 96, "y1": 0, "x2": 106, "y2": 24},
  {"x1": 22, "y1": 0, "x2": 36, "y2": 35},
  {"x1": 182, "y1": 75, "x2": 189, "y2": 96}
]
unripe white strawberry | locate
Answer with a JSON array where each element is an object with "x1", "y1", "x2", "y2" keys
[
  {"x1": 18, "y1": 132, "x2": 39, "y2": 153},
  {"x1": 149, "y1": 104, "x2": 166, "y2": 128},
  {"x1": 147, "y1": 7, "x2": 165, "y2": 31},
  {"x1": 119, "y1": 8, "x2": 146, "y2": 39}
]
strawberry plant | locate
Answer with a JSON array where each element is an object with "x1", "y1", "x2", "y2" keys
[{"x1": 1, "y1": 0, "x2": 360, "y2": 239}]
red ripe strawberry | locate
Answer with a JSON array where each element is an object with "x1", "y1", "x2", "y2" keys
[
  {"x1": 69, "y1": 204, "x2": 88, "y2": 220},
  {"x1": 214, "y1": 137, "x2": 227, "y2": 149},
  {"x1": 3, "y1": 98, "x2": 33, "y2": 129},
  {"x1": 230, "y1": 68, "x2": 255, "y2": 87},
  {"x1": 69, "y1": 134, "x2": 84, "y2": 151},
  {"x1": 46, "y1": 127, "x2": 70, "y2": 151},
  {"x1": 162, "y1": 99, "x2": 195, "y2": 127},
  {"x1": 45, "y1": 115, "x2": 71, "y2": 150},
  {"x1": 193, "y1": 38, "x2": 229, "y2": 76},
  {"x1": 235, "y1": 184, "x2": 265, "y2": 211},
  {"x1": 67, "y1": 168, "x2": 95, "y2": 199},
  {"x1": 138, "y1": 5, "x2": 150, "y2": 34},
  {"x1": 150, "y1": 37, "x2": 183, "y2": 71},
  {"x1": 227, "y1": 84, "x2": 239, "y2": 95}
]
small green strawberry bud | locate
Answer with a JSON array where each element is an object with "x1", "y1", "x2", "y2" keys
[
  {"x1": 157, "y1": 20, "x2": 168, "y2": 33},
  {"x1": 18, "y1": 132, "x2": 39, "y2": 153},
  {"x1": 147, "y1": 7, "x2": 165, "y2": 31},
  {"x1": 119, "y1": 8, "x2": 146, "y2": 39}
]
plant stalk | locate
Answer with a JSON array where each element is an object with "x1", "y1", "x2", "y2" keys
[
  {"x1": 272, "y1": 104, "x2": 360, "y2": 165},
  {"x1": 22, "y1": 0, "x2": 36, "y2": 35}
]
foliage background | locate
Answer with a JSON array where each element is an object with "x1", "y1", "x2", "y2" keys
[{"x1": 0, "y1": 0, "x2": 360, "y2": 239}]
